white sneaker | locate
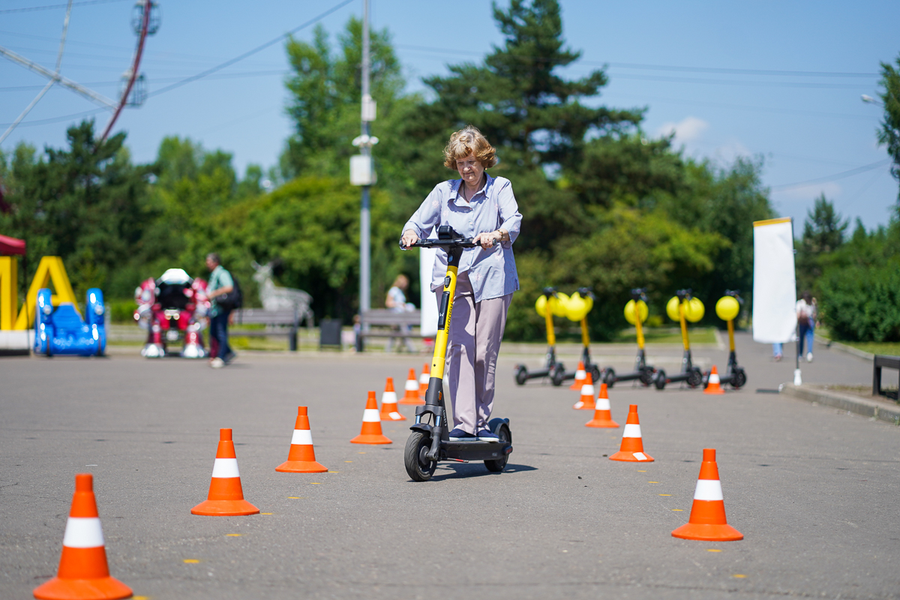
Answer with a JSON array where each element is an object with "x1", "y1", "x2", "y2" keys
[
  {"x1": 806, "y1": 352, "x2": 813, "y2": 362},
  {"x1": 210, "y1": 358, "x2": 225, "y2": 368}
]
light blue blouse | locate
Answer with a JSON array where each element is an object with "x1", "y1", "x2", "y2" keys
[{"x1": 402, "y1": 173, "x2": 522, "y2": 302}]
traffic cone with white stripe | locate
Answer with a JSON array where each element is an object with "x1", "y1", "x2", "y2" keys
[
  {"x1": 672, "y1": 448, "x2": 743, "y2": 541},
  {"x1": 33, "y1": 473, "x2": 133, "y2": 600},
  {"x1": 586, "y1": 383, "x2": 619, "y2": 428},
  {"x1": 419, "y1": 363, "x2": 430, "y2": 396},
  {"x1": 569, "y1": 361, "x2": 586, "y2": 390},
  {"x1": 609, "y1": 404, "x2": 654, "y2": 462},
  {"x1": 276, "y1": 407, "x2": 328, "y2": 473},
  {"x1": 380, "y1": 377, "x2": 406, "y2": 421},
  {"x1": 573, "y1": 372, "x2": 596, "y2": 410},
  {"x1": 704, "y1": 365, "x2": 725, "y2": 395},
  {"x1": 191, "y1": 429, "x2": 259, "y2": 516},
  {"x1": 351, "y1": 391, "x2": 392, "y2": 444},
  {"x1": 399, "y1": 368, "x2": 424, "y2": 405}
]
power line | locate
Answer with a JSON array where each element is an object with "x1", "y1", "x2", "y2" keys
[
  {"x1": 771, "y1": 159, "x2": 892, "y2": 192},
  {"x1": 0, "y1": 0, "x2": 126, "y2": 14},
  {"x1": 395, "y1": 44, "x2": 877, "y2": 78},
  {"x1": 147, "y1": 0, "x2": 355, "y2": 98}
]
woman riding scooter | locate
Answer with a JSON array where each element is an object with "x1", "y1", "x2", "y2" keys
[{"x1": 400, "y1": 125, "x2": 523, "y2": 441}]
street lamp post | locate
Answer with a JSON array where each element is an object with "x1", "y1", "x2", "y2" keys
[{"x1": 350, "y1": 0, "x2": 377, "y2": 350}]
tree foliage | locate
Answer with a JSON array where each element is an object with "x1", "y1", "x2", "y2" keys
[{"x1": 876, "y1": 53, "x2": 900, "y2": 201}]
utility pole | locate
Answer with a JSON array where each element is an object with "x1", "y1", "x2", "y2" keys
[{"x1": 351, "y1": 0, "x2": 377, "y2": 350}]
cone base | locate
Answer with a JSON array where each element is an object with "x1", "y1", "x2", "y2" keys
[
  {"x1": 704, "y1": 387, "x2": 725, "y2": 395},
  {"x1": 573, "y1": 402, "x2": 595, "y2": 410},
  {"x1": 33, "y1": 575, "x2": 133, "y2": 600},
  {"x1": 350, "y1": 434, "x2": 392, "y2": 444},
  {"x1": 609, "y1": 450, "x2": 654, "y2": 462},
  {"x1": 585, "y1": 418, "x2": 619, "y2": 428},
  {"x1": 569, "y1": 381, "x2": 584, "y2": 390},
  {"x1": 380, "y1": 412, "x2": 408, "y2": 421},
  {"x1": 672, "y1": 522, "x2": 743, "y2": 541},
  {"x1": 275, "y1": 460, "x2": 328, "y2": 473},
  {"x1": 191, "y1": 499, "x2": 259, "y2": 516}
]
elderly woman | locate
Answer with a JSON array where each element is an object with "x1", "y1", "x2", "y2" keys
[{"x1": 400, "y1": 126, "x2": 522, "y2": 441}]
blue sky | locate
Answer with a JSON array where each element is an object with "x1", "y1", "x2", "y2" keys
[{"x1": 1, "y1": 0, "x2": 898, "y2": 232}]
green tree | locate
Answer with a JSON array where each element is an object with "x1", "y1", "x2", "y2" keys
[
  {"x1": 796, "y1": 194, "x2": 848, "y2": 294},
  {"x1": 876, "y1": 53, "x2": 900, "y2": 202},
  {"x1": 0, "y1": 121, "x2": 153, "y2": 298},
  {"x1": 280, "y1": 18, "x2": 410, "y2": 182}
]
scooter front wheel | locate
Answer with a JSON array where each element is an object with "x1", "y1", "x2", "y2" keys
[
  {"x1": 688, "y1": 367, "x2": 703, "y2": 388},
  {"x1": 405, "y1": 432, "x2": 437, "y2": 481},
  {"x1": 654, "y1": 369, "x2": 667, "y2": 390},
  {"x1": 550, "y1": 363, "x2": 566, "y2": 387},
  {"x1": 604, "y1": 367, "x2": 616, "y2": 388},
  {"x1": 731, "y1": 368, "x2": 747, "y2": 389}
]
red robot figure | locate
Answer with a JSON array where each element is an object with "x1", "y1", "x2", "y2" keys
[{"x1": 134, "y1": 268, "x2": 210, "y2": 358}]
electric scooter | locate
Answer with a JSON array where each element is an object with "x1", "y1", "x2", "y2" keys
[
  {"x1": 708, "y1": 290, "x2": 747, "y2": 389},
  {"x1": 653, "y1": 289, "x2": 704, "y2": 390},
  {"x1": 561, "y1": 288, "x2": 603, "y2": 384},
  {"x1": 402, "y1": 226, "x2": 514, "y2": 481},
  {"x1": 513, "y1": 287, "x2": 567, "y2": 386},
  {"x1": 604, "y1": 288, "x2": 657, "y2": 388}
]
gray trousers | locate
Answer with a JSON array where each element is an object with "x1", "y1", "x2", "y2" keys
[{"x1": 437, "y1": 271, "x2": 512, "y2": 434}]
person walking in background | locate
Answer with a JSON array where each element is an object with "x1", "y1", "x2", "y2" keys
[
  {"x1": 796, "y1": 291, "x2": 814, "y2": 362},
  {"x1": 205, "y1": 252, "x2": 236, "y2": 368},
  {"x1": 385, "y1": 274, "x2": 415, "y2": 352},
  {"x1": 400, "y1": 125, "x2": 522, "y2": 441},
  {"x1": 807, "y1": 296, "x2": 818, "y2": 361}
]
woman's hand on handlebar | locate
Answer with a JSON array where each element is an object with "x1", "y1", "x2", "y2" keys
[
  {"x1": 400, "y1": 230, "x2": 419, "y2": 249},
  {"x1": 473, "y1": 230, "x2": 503, "y2": 250}
]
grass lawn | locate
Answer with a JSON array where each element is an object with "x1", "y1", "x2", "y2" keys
[{"x1": 608, "y1": 326, "x2": 719, "y2": 345}]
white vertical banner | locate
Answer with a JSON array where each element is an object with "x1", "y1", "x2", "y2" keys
[
  {"x1": 752, "y1": 218, "x2": 797, "y2": 343},
  {"x1": 419, "y1": 244, "x2": 438, "y2": 337}
]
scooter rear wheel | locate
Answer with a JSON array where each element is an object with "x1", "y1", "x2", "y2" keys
[
  {"x1": 515, "y1": 365, "x2": 528, "y2": 386},
  {"x1": 590, "y1": 365, "x2": 602, "y2": 385},
  {"x1": 654, "y1": 369, "x2": 667, "y2": 390},
  {"x1": 405, "y1": 432, "x2": 437, "y2": 481},
  {"x1": 688, "y1": 367, "x2": 703, "y2": 388},
  {"x1": 484, "y1": 422, "x2": 512, "y2": 473}
]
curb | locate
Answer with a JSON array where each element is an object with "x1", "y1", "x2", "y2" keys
[{"x1": 779, "y1": 383, "x2": 900, "y2": 425}]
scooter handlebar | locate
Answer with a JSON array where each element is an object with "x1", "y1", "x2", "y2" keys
[{"x1": 401, "y1": 237, "x2": 477, "y2": 250}]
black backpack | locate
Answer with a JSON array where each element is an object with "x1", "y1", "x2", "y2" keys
[{"x1": 217, "y1": 273, "x2": 243, "y2": 311}]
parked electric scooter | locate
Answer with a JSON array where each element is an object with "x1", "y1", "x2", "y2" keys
[
  {"x1": 513, "y1": 287, "x2": 567, "y2": 386},
  {"x1": 654, "y1": 289, "x2": 704, "y2": 390},
  {"x1": 604, "y1": 288, "x2": 656, "y2": 388},
  {"x1": 561, "y1": 288, "x2": 603, "y2": 384},
  {"x1": 708, "y1": 290, "x2": 747, "y2": 389},
  {"x1": 402, "y1": 226, "x2": 514, "y2": 481}
]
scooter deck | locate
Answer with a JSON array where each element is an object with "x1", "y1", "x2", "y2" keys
[{"x1": 442, "y1": 440, "x2": 513, "y2": 462}]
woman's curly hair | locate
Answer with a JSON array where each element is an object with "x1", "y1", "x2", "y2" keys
[{"x1": 443, "y1": 125, "x2": 497, "y2": 169}]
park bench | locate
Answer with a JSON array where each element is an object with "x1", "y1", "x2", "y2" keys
[
  {"x1": 359, "y1": 309, "x2": 422, "y2": 349},
  {"x1": 872, "y1": 355, "x2": 900, "y2": 401},
  {"x1": 231, "y1": 307, "x2": 303, "y2": 351}
]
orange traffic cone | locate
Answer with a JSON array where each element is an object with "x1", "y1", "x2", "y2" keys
[
  {"x1": 33, "y1": 473, "x2": 133, "y2": 600},
  {"x1": 569, "y1": 361, "x2": 586, "y2": 390},
  {"x1": 419, "y1": 363, "x2": 430, "y2": 396},
  {"x1": 586, "y1": 383, "x2": 619, "y2": 428},
  {"x1": 672, "y1": 448, "x2": 743, "y2": 541},
  {"x1": 191, "y1": 429, "x2": 259, "y2": 516},
  {"x1": 276, "y1": 407, "x2": 328, "y2": 473},
  {"x1": 351, "y1": 391, "x2": 392, "y2": 445},
  {"x1": 609, "y1": 404, "x2": 654, "y2": 462},
  {"x1": 573, "y1": 372, "x2": 596, "y2": 410},
  {"x1": 380, "y1": 377, "x2": 407, "y2": 421},
  {"x1": 399, "y1": 368, "x2": 423, "y2": 405},
  {"x1": 704, "y1": 366, "x2": 725, "y2": 395}
]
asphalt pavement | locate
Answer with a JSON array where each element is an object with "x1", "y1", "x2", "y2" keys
[{"x1": 1, "y1": 331, "x2": 898, "y2": 599}]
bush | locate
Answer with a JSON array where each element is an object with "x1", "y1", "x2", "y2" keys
[{"x1": 819, "y1": 262, "x2": 900, "y2": 342}]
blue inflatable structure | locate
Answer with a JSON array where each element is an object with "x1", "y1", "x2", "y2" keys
[{"x1": 34, "y1": 288, "x2": 106, "y2": 357}]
